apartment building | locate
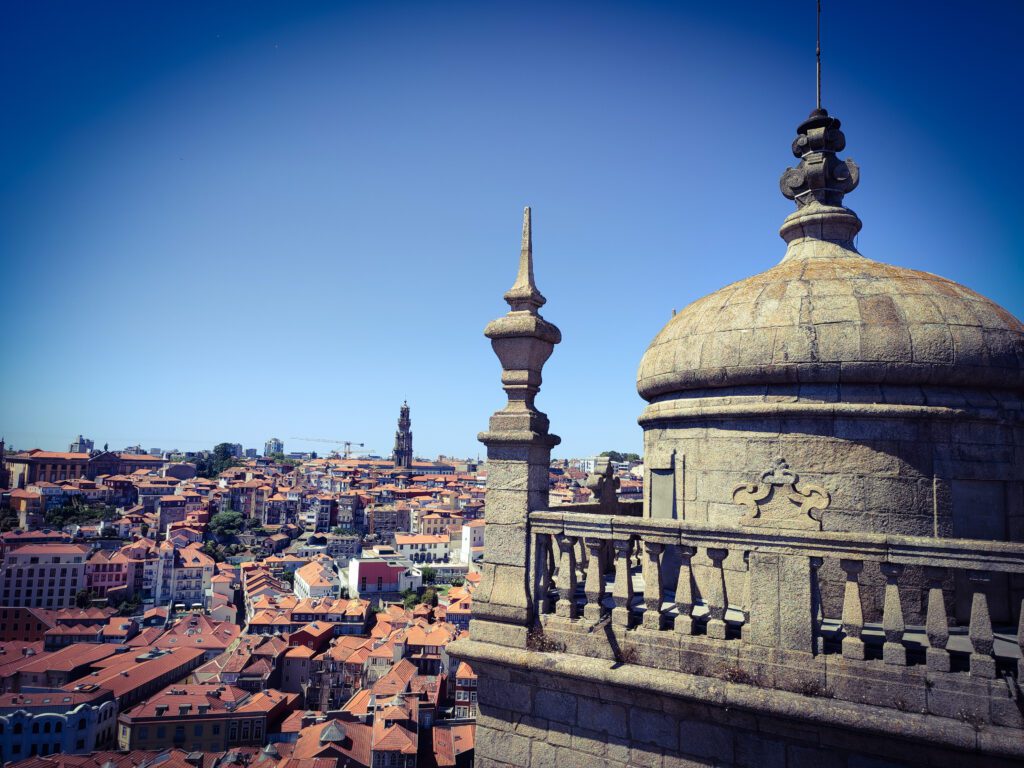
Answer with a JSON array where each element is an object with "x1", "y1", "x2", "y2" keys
[
  {"x1": 0, "y1": 685, "x2": 117, "y2": 761},
  {"x1": 293, "y1": 560, "x2": 340, "y2": 601},
  {"x1": 393, "y1": 534, "x2": 450, "y2": 564},
  {"x1": 0, "y1": 544, "x2": 89, "y2": 609},
  {"x1": 117, "y1": 684, "x2": 295, "y2": 752}
]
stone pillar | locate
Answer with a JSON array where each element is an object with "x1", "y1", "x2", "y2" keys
[{"x1": 471, "y1": 207, "x2": 561, "y2": 649}]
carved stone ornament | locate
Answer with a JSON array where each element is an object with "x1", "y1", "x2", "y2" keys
[
  {"x1": 732, "y1": 458, "x2": 830, "y2": 531},
  {"x1": 779, "y1": 108, "x2": 859, "y2": 208},
  {"x1": 585, "y1": 457, "x2": 620, "y2": 514}
]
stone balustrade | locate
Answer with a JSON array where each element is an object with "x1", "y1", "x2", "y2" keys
[{"x1": 529, "y1": 511, "x2": 1024, "y2": 686}]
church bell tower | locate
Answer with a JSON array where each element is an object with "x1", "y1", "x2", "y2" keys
[{"x1": 392, "y1": 401, "x2": 413, "y2": 470}]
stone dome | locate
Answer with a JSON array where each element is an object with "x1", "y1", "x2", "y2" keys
[
  {"x1": 638, "y1": 108, "x2": 1024, "y2": 402},
  {"x1": 637, "y1": 252, "x2": 1024, "y2": 401}
]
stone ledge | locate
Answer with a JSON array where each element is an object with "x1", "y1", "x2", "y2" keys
[
  {"x1": 448, "y1": 639, "x2": 1024, "y2": 761},
  {"x1": 638, "y1": 399, "x2": 1012, "y2": 427}
]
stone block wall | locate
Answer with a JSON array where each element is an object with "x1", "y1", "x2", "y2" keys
[
  {"x1": 640, "y1": 385, "x2": 1024, "y2": 623},
  {"x1": 464, "y1": 649, "x2": 1023, "y2": 768}
]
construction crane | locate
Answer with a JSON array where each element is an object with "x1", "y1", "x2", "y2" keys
[{"x1": 290, "y1": 437, "x2": 369, "y2": 459}]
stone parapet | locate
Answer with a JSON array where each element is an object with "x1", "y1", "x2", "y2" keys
[
  {"x1": 449, "y1": 638, "x2": 1024, "y2": 768},
  {"x1": 524, "y1": 510, "x2": 1024, "y2": 720}
]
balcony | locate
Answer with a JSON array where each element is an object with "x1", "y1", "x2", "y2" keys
[{"x1": 523, "y1": 509, "x2": 1023, "y2": 725}]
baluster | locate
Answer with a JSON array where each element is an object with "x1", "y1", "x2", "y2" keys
[
  {"x1": 924, "y1": 566, "x2": 949, "y2": 672},
  {"x1": 880, "y1": 563, "x2": 906, "y2": 665},
  {"x1": 967, "y1": 571, "x2": 995, "y2": 679},
  {"x1": 640, "y1": 541, "x2": 664, "y2": 630},
  {"x1": 840, "y1": 559, "x2": 865, "y2": 660},
  {"x1": 1017, "y1": 598, "x2": 1023, "y2": 682},
  {"x1": 576, "y1": 537, "x2": 589, "y2": 582},
  {"x1": 554, "y1": 534, "x2": 579, "y2": 619},
  {"x1": 611, "y1": 538, "x2": 635, "y2": 628},
  {"x1": 674, "y1": 545, "x2": 696, "y2": 635},
  {"x1": 705, "y1": 548, "x2": 729, "y2": 640},
  {"x1": 533, "y1": 534, "x2": 554, "y2": 616},
  {"x1": 583, "y1": 539, "x2": 609, "y2": 622},
  {"x1": 810, "y1": 557, "x2": 824, "y2": 654}
]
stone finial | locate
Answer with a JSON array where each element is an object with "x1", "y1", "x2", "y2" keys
[
  {"x1": 732, "y1": 458, "x2": 830, "y2": 530},
  {"x1": 503, "y1": 207, "x2": 546, "y2": 312},
  {"x1": 585, "y1": 457, "x2": 620, "y2": 514},
  {"x1": 482, "y1": 207, "x2": 561, "y2": 440},
  {"x1": 780, "y1": 108, "x2": 859, "y2": 208},
  {"x1": 778, "y1": 108, "x2": 863, "y2": 256}
]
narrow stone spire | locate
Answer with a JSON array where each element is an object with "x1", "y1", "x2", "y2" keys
[
  {"x1": 473, "y1": 207, "x2": 561, "y2": 641},
  {"x1": 503, "y1": 206, "x2": 546, "y2": 312}
]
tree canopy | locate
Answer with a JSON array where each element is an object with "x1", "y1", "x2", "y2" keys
[
  {"x1": 45, "y1": 497, "x2": 117, "y2": 529},
  {"x1": 193, "y1": 443, "x2": 241, "y2": 478},
  {"x1": 209, "y1": 510, "x2": 244, "y2": 539},
  {"x1": 600, "y1": 451, "x2": 641, "y2": 463}
]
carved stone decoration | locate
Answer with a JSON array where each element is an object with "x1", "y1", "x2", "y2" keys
[
  {"x1": 732, "y1": 458, "x2": 830, "y2": 530},
  {"x1": 779, "y1": 108, "x2": 859, "y2": 208},
  {"x1": 585, "y1": 457, "x2": 620, "y2": 514}
]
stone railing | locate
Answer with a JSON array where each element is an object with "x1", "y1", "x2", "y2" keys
[{"x1": 530, "y1": 511, "x2": 1024, "y2": 686}]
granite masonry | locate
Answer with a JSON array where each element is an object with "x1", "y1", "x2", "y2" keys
[{"x1": 450, "y1": 106, "x2": 1024, "y2": 767}]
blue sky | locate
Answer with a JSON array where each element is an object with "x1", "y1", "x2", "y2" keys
[{"x1": 2, "y1": 1, "x2": 1022, "y2": 459}]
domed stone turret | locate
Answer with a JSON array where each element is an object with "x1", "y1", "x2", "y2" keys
[
  {"x1": 636, "y1": 107, "x2": 1024, "y2": 604},
  {"x1": 639, "y1": 109, "x2": 1024, "y2": 400}
]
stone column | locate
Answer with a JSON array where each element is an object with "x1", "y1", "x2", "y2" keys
[{"x1": 471, "y1": 207, "x2": 561, "y2": 649}]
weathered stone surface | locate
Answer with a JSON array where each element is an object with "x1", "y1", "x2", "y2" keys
[
  {"x1": 678, "y1": 720, "x2": 734, "y2": 762},
  {"x1": 578, "y1": 697, "x2": 628, "y2": 738},
  {"x1": 630, "y1": 707, "x2": 678, "y2": 751},
  {"x1": 535, "y1": 687, "x2": 577, "y2": 725}
]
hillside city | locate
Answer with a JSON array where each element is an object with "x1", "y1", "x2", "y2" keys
[{"x1": 0, "y1": 404, "x2": 641, "y2": 768}]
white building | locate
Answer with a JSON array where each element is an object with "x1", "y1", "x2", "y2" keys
[
  {"x1": 459, "y1": 519, "x2": 485, "y2": 564},
  {"x1": 393, "y1": 533, "x2": 450, "y2": 564},
  {"x1": 294, "y1": 558, "x2": 341, "y2": 600}
]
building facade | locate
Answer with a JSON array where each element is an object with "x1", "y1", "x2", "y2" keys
[{"x1": 0, "y1": 543, "x2": 89, "y2": 609}]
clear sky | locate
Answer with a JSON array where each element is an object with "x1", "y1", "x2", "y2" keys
[{"x1": 2, "y1": 1, "x2": 1022, "y2": 460}]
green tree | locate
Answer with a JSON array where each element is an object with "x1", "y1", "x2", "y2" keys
[
  {"x1": 600, "y1": 451, "x2": 640, "y2": 463},
  {"x1": 202, "y1": 540, "x2": 225, "y2": 562},
  {"x1": 111, "y1": 595, "x2": 141, "y2": 616},
  {"x1": 75, "y1": 589, "x2": 94, "y2": 609},
  {"x1": 422, "y1": 588, "x2": 439, "y2": 607},
  {"x1": 209, "y1": 510, "x2": 244, "y2": 539},
  {"x1": 45, "y1": 497, "x2": 117, "y2": 529},
  {"x1": 194, "y1": 443, "x2": 241, "y2": 479},
  {"x1": 421, "y1": 566, "x2": 437, "y2": 584}
]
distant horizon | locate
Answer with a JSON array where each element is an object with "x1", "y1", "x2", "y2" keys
[
  {"x1": 1, "y1": 434, "x2": 625, "y2": 463},
  {"x1": 3, "y1": 1, "x2": 1022, "y2": 459}
]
